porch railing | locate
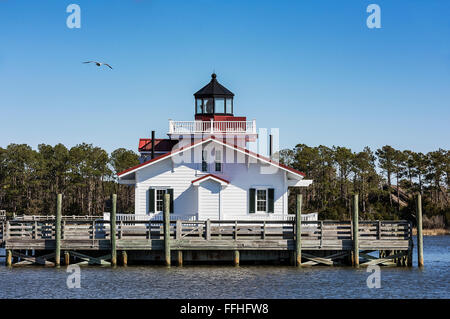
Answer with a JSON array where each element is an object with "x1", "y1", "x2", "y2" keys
[{"x1": 168, "y1": 120, "x2": 256, "y2": 134}]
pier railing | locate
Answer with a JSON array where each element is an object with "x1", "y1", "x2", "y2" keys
[{"x1": 0, "y1": 219, "x2": 412, "y2": 246}]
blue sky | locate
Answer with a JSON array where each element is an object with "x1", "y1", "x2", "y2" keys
[{"x1": 0, "y1": 0, "x2": 449, "y2": 155}]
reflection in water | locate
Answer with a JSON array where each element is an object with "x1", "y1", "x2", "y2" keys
[{"x1": 0, "y1": 236, "x2": 448, "y2": 299}]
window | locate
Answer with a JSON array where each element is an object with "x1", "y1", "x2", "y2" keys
[
  {"x1": 149, "y1": 188, "x2": 174, "y2": 213},
  {"x1": 204, "y1": 98, "x2": 214, "y2": 113},
  {"x1": 215, "y1": 98, "x2": 225, "y2": 113},
  {"x1": 156, "y1": 189, "x2": 165, "y2": 212},
  {"x1": 215, "y1": 150, "x2": 222, "y2": 172},
  {"x1": 225, "y1": 98, "x2": 233, "y2": 114},
  {"x1": 256, "y1": 189, "x2": 267, "y2": 212},
  {"x1": 249, "y1": 188, "x2": 274, "y2": 214},
  {"x1": 196, "y1": 99, "x2": 203, "y2": 114},
  {"x1": 202, "y1": 150, "x2": 208, "y2": 172}
]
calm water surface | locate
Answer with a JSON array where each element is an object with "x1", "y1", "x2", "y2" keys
[{"x1": 0, "y1": 236, "x2": 448, "y2": 299}]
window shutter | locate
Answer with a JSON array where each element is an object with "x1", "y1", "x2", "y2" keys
[
  {"x1": 149, "y1": 188, "x2": 155, "y2": 213},
  {"x1": 249, "y1": 188, "x2": 256, "y2": 214},
  {"x1": 167, "y1": 188, "x2": 174, "y2": 213},
  {"x1": 268, "y1": 188, "x2": 275, "y2": 213}
]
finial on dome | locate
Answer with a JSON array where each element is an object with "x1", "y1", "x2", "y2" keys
[{"x1": 211, "y1": 73, "x2": 217, "y2": 79}]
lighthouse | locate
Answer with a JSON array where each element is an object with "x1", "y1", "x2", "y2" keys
[
  {"x1": 119, "y1": 73, "x2": 312, "y2": 221},
  {"x1": 139, "y1": 74, "x2": 257, "y2": 163}
]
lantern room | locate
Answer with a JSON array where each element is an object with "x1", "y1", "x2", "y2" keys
[{"x1": 194, "y1": 73, "x2": 234, "y2": 118}]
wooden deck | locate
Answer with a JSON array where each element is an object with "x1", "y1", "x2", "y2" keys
[{"x1": 0, "y1": 218, "x2": 413, "y2": 266}]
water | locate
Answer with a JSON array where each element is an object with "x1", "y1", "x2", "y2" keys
[{"x1": 0, "y1": 236, "x2": 448, "y2": 299}]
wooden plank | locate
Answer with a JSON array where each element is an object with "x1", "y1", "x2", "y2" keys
[
  {"x1": 164, "y1": 193, "x2": 171, "y2": 266},
  {"x1": 55, "y1": 194, "x2": 62, "y2": 266},
  {"x1": 302, "y1": 251, "x2": 350, "y2": 266},
  {"x1": 360, "y1": 251, "x2": 407, "y2": 266},
  {"x1": 295, "y1": 194, "x2": 302, "y2": 267},
  {"x1": 70, "y1": 251, "x2": 111, "y2": 265},
  {"x1": 13, "y1": 251, "x2": 56, "y2": 266},
  {"x1": 111, "y1": 194, "x2": 117, "y2": 266}
]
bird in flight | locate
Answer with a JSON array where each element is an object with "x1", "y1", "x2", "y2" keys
[{"x1": 83, "y1": 61, "x2": 113, "y2": 69}]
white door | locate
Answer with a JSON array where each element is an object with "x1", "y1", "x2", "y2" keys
[{"x1": 199, "y1": 180, "x2": 220, "y2": 220}]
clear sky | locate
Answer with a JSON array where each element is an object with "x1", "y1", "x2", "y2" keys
[{"x1": 0, "y1": 0, "x2": 449, "y2": 155}]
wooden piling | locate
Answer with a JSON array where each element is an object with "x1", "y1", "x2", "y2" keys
[
  {"x1": 164, "y1": 193, "x2": 171, "y2": 267},
  {"x1": 6, "y1": 249, "x2": 12, "y2": 267},
  {"x1": 295, "y1": 194, "x2": 302, "y2": 267},
  {"x1": 416, "y1": 193, "x2": 424, "y2": 267},
  {"x1": 122, "y1": 250, "x2": 128, "y2": 266},
  {"x1": 55, "y1": 194, "x2": 62, "y2": 267},
  {"x1": 234, "y1": 250, "x2": 240, "y2": 266},
  {"x1": 64, "y1": 251, "x2": 70, "y2": 266},
  {"x1": 177, "y1": 251, "x2": 183, "y2": 266},
  {"x1": 111, "y1": 194, "x2": 117, "y2": 267},
  {"x1": 352, "y1": 194, "x2": 359, "y2": 267}
]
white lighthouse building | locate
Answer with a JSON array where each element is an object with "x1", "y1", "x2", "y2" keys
[{"x1": 118, "y1": 74, "x2": 312, "y2": 221}]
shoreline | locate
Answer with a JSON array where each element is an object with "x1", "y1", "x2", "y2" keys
[{"x1": 412, "y1": 228, "x2": 449, "y2": 236}]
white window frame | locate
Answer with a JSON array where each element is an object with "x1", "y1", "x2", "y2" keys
[
  {"x1": 255, "y1": 188, "x2": 268, "y2": 213},
  {"x1": 153, "y1": 187, "x2": 170, "y2": 213}
]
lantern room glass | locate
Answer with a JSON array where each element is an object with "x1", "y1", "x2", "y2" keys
[
  {"x1": 196, "y1": 99, "x2": 203, "y2": 114},
  {"x1": 215, "y1": 98, "x2": 225, "y2": 113},
  {"x1": 225, "y1": 98, "x2": 233, "y2": 114},
  {"x1": 204, "y1": 98, "x2": 214, "y2": 113}
]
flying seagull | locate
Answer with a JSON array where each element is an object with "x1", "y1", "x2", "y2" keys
[{"x1": 83, "y1": 61, "x2": 113, "y2": 69}]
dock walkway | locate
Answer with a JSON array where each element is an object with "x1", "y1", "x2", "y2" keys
[{"x1": 0, "y1": 218, "x2": 413, "y2": 267}]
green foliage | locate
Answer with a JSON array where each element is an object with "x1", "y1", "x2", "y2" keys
[
  {"x1": 282, "y1": 145, "x2": 449, "y2": 226},
  {"x1": 0, "y1": 143, "x2": 139, "y2": 215}
]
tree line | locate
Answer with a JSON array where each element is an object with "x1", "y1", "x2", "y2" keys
[
  {"x1": 0, "y1": 142, "x2": 448, "y2": 228},
  {"x1": 0, "y1": 143, "x2": 139, "y2": 216},
  {"x1": 280, "y1": 145, "x2": 449, "y2": 228}
]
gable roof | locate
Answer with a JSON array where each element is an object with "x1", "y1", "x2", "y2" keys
[
  {"x1": 191, "y1": 174, "x2": 230, "y2": 186},
  {"x1": 117, "y1": 136, "x2": 306, "y2": 179}
]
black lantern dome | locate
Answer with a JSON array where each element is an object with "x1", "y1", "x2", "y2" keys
[{"x1": 194, "y1": 73, "x2": 234, "y2": 116}]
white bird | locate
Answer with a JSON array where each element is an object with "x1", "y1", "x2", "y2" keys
[{"x1": 83, "y1": 61, "x2": 113, "y2": 69}]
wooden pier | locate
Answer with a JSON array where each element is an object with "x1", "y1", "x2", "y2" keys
[{"x1": 0, "y1": 194, "x2": 417, "y2": 267}]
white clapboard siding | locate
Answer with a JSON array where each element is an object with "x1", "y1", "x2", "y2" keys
[
  {"x1": 135, "y1": 160, "x2": 198, "y2": 217},
  {"x1": 132, "y1": 142, "x2": 292, "y2": 220},
  {"x1": 198, "y1": 180, "x2": 220, "y2": 220}
]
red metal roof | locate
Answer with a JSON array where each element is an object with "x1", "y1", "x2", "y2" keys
[
  {"x1": 194, "y1": 115, "x2": 246, "y2": 121},
  {"x1": 118, "y1": 136, "x2": 306, "y2": 178},
  {"x1": 138, "y1": 138, "x2": 179, "y2": 152},
  {"x1": 191, "y1": 174, "x2": 230, "y2": 184}
]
